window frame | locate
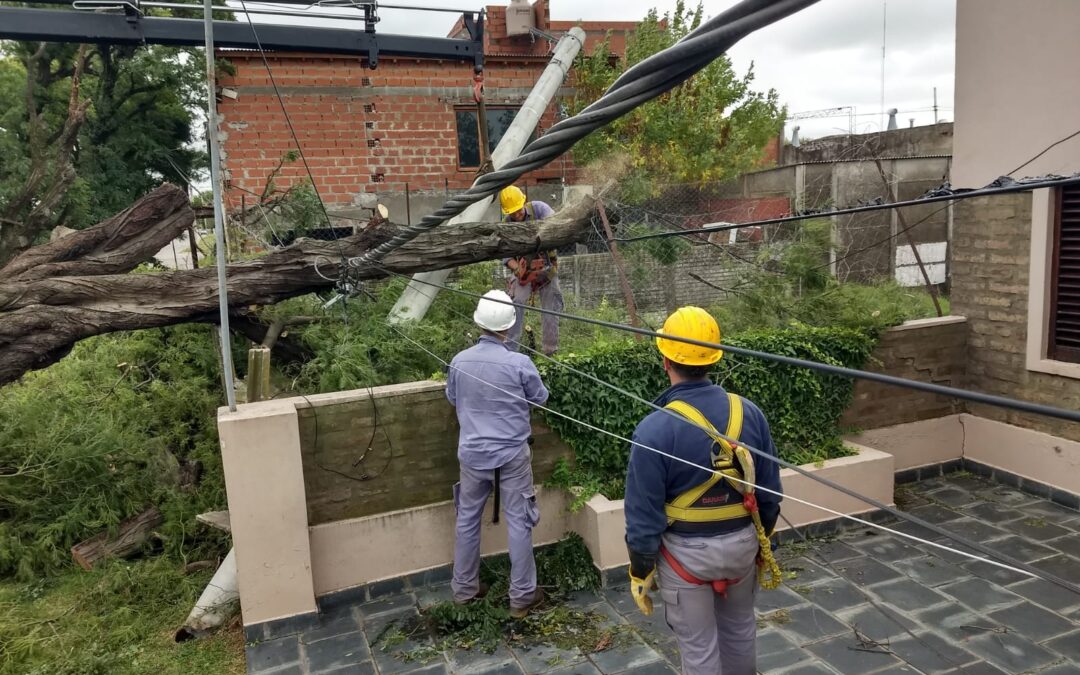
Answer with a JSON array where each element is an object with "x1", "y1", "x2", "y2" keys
[
  {"x1": 453, "y1": 106, "x2": 535, "y2": 170},
  {"x1": 1048, "y1": 185, "x2": 1080, "y2": 363},
  {"x1": 1026, "y1": 187, "x2": 1080, "y2": 377}
]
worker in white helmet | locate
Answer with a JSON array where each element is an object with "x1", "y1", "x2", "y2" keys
[{"x1": 445, "y1": 289, "x2": 549, "y2": 618}]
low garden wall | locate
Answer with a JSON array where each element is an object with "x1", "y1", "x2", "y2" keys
[{"x1": 218, "y1": 315, "x2": 996, "y2": 628}]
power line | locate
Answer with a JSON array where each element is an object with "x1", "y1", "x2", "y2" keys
[
  {"x1": 612, "y1": 173, "x2": 1080, "y2": 245},
  {"x1": 343, "y1": 0, "x2": 821, "y2": 271},
  {"x1": 377, "y1": 305, "x2": 1080, "y2": 597}
]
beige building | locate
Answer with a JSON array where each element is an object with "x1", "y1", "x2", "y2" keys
[{"x1": 950, "y1": 0, "x2": 1080, "y2": 438}]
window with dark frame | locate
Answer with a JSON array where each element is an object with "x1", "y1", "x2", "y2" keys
[
  {"x1": 1049, "y1": 184, "x2": 1080, "y2": 363},
  {"x1": 454, "y1": 107, "x2": 535, "y2": 168}
]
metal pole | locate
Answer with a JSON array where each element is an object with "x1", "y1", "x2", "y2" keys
[
  {"x1": 204, "y1": 0, "x2": 237, "y2": 411},
  {"x1": 389, "y1": 27, "x2": 585, "y2": 323}
]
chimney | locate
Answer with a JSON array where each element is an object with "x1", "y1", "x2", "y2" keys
[
  {"x1": 791, "y1": 125, "x2": 801, "y2": 148},
  {"x1": 887, "y1": 108, "x2": 898, "y2": 131},
  {"x1": 909, "y1": 118, "x2": 915, "y2": 128}
]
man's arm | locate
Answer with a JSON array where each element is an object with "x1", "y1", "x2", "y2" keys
[
  {"x1": 445, "y1": 361, "x2": 458, "y2": 407},
  {"x1": 624, "y1": 423, "x2": 670, "y2": 562},
  {"x1": 520, "y1": 359, "x2": 549, "y2": 405}
]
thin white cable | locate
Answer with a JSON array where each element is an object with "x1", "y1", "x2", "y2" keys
[{"x1": 389, "y1": 324, "x2": 1037, "y2": 581}]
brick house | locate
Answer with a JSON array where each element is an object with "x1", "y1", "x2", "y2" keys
[
  {"x1": 950, "y1": 0, "x2": 1080, "y2": 441},
  {"x1": 215, "y1": 0, "x2": 637, "y2": 212}
]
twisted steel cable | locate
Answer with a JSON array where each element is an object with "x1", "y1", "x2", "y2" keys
[{"x1": 348, "y1": 0, "x2": 819, "y2": 269}]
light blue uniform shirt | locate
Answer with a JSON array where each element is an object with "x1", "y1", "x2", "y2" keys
[{"x1": 446, "y1": 336, "x2": 550, "y2": 470}]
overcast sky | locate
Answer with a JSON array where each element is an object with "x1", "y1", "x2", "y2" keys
[{"x1": 242, "y1": 0, "x2": 955, "y2": 140}]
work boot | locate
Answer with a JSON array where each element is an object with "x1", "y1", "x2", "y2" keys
[
  {"x1": 509, "y1": 588, "x2": 545, "y2": 619},
  {"x1": 453, "y1": 582, "x2": 489, "y2": 606}
]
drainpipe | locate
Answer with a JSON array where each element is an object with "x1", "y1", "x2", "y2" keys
[{"x1": 389, "y1": 27, "x2": 586, "y2": 324}]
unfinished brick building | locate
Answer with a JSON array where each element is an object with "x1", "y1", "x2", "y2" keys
[{"x1": 215, "y1": 0, "x2": 636, "y2": 211}]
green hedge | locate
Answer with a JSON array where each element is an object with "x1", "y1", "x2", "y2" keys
[{"x1": 540, "y1": 325, "x2": 876, "y2": 501}]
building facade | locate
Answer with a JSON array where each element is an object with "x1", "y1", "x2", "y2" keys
[
  {"x1": 950, "y1": 0, "x2": 1080, "y2": 439},
  {"x1": 214, "y1": 0, "x2": 636, "y2": 214}
]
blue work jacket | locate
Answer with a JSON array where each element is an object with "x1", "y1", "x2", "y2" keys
[
  {"x1": 447, "y1": 336, "x2": 549, "y2": 470},
  {"x1": 624, "y1": 379, "x2": 784, "y2": 557}
]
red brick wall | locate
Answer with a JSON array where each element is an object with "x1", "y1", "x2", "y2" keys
[{"x1": 217, "y1": 54, "x2": 583, "y2": 206}]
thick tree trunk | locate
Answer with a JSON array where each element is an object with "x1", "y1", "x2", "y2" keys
[{"x1": 0, "y1": 184, "x2": 595, "y2": 386}]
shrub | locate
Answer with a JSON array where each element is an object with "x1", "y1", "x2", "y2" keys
[{"x1": 540, "y1": 325, "x2": 876, "y2": 503}]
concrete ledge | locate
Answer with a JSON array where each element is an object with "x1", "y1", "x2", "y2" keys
[
  {"x1": 846, "y1": 414, "x2": 965, "y2": 471},
  {"x1": 576, "y1": 444, "x2": 896, "y2": 571},
  {"x1": 308, "y1": 486, "x2": 579, "y2": 597},
  {"x1": 961, "y1": 413, "x2": 1080, "y2": 496}
]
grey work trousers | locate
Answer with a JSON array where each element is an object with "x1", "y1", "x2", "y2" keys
[
  {"x1": 451, "y1": 449, "x2": 540, "y2": 608},
  {"x1": 506, "y1": 276, "x2": 563, "y2": 355},
  {"x1": 658, "y1": 526, "x2": 760, "y2": 675}
]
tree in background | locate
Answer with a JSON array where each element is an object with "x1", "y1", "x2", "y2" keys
[
  {"x1": 571, "y1": 1, "x2": 785, "y2": 198},
  {"x1": 0, "y1": 40, "x2": 205, "y2": 266}
]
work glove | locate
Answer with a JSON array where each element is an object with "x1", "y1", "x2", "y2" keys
[{"x1": 628, "y1": 549, "x2": 657, "y2": 616}]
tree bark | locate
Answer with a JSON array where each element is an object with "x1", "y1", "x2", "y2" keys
[
  {"x1": 0, "y1": 185, "x2": 595, "y2": 387},
  {"x1": 70, "y1": 506, "x2": 164, "y2": 570}
]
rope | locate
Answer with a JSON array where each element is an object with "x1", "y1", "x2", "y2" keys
[{"x1": 345, "y1": 0, "x2": 820, "y2": 268}]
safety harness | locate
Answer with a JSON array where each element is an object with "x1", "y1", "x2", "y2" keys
[
  {"x1": 659, "y1": 393, "x2": 782, "y2": 591},
  {"x1": 507, "y1": 204, "x2": 557, "y2": 290}
]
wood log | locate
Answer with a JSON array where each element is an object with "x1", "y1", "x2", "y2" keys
[
  {"x1": 0, "y1": 184, "x2": 193, "y2": 282},
  {"x1": 0, "y1": 187, "x2": 596, "y2": 387},
  {"x1": 70, "y1": 506, "x2": 164, "y2": 570}
]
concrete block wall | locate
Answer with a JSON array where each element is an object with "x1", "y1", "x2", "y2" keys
[
  {"x1": 557, "y1": 243, "x2": 761, "y2": 311},
  {"x1": 296, "y1": 381, "x2": 570, "y2": 525},
  {"x1": 950, "y1": 193, "x2": 1080, "y2": 441},
  {"x1": 841, "y1": 316, "x2": 968, "y2": 430}
]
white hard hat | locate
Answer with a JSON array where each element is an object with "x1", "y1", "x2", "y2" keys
[{"x1": 473, "y1": 290, "x2": 516, "y2": 332}]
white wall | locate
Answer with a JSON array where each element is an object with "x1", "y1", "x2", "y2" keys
[{"x1": 953, "y1": 0, "x2": 1080, "y2": 186}]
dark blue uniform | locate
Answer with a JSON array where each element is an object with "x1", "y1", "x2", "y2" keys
[{"x1": 625, "y1": 380, "x2": 783, "y2": 558}]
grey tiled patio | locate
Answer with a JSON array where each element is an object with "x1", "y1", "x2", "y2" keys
[{"x1": 246, "y1": 475, "x2": 1080, "y2": 674}]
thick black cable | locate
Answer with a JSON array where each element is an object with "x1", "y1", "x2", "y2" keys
[
  {"x1": 368, "y1": 278, "x2": 1080, "y2": 597},
  {"x1": 372, "y1": 267, "x2": 1080, "y2": 426},
  {"x1": 347, "y1": 0, "x2": 819, "y2": 267},
  {"x1": 613, "y1": 173, "x2": 1080, "y2": 244}
]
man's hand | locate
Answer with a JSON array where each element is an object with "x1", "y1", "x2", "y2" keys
[{"x1": 628, "y1": 550, "x2": 657, "y2": 616}]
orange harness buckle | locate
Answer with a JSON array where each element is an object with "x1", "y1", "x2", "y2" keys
[{"x1": 660, "y1": 545, "x2": 741, "y2": 598}]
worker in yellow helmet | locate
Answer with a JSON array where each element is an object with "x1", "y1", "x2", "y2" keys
[
  {"x1": 624, "y1": 306, "x2": 784, "y2": 675},
  {"x1": 499, "y1": 185, "x2": 562, "y2": 355}
]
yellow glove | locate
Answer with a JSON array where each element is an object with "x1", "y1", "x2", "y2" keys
[{"x1": 629, "y1": 569, "x2": 657, "y2": 616}]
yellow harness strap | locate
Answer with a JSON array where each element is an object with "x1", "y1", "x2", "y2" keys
[{"x1": 662, "y1": 394, "x2": 782, "y2": 590}]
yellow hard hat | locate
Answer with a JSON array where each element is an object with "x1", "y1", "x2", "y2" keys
[
  {"x1": 655, "y1": 306, "x2": 723, "y2": 366},
  {"x1": 500, "y1": 185, "x2": 526, "y2": 216}
]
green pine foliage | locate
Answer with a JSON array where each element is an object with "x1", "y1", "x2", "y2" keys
[
  {"x1": 0, "y1": 326, "x2": 228, "y2": 580},
  {"x1": 571, "y1": 1, "x2": 785, "y2": 195}
]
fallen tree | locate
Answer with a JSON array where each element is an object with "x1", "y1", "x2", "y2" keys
[{"x1": 0, "y1": 183, "x2": 595, "y2": 386}]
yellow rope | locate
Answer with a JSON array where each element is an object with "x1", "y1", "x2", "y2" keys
[{"x1": 750, "y1": 510, "x2": 783, "y2": 590}]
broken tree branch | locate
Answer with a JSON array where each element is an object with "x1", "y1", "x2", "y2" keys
[{"x1": 0, "y1": 185, "x2": 595, "y2": 386}]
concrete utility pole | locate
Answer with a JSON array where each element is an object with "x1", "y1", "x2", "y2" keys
[{"x1": 389, "y1": 27, "x2": 585, "y2": 324}]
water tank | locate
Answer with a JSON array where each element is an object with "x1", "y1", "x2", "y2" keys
[{"x1": 506, "y1": 0, "x2": 535, "y2": 37}]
